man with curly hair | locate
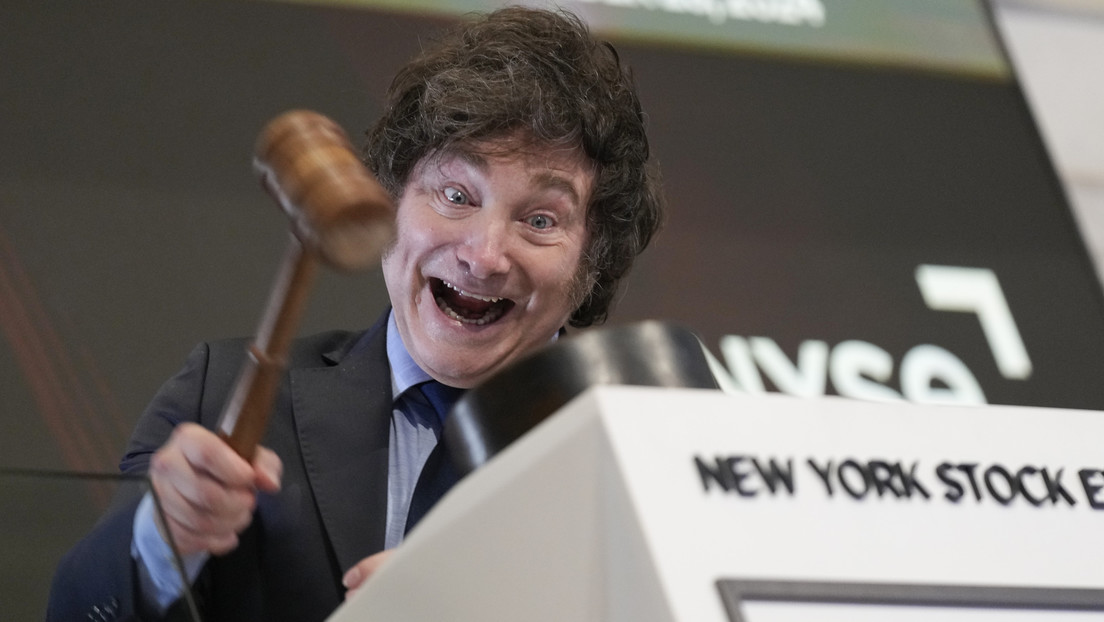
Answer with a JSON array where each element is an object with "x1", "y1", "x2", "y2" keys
[{"x1": 49, "y1": 7, "x2": 663, "y2": 621}]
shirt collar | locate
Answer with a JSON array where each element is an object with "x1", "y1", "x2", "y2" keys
[{"x1": 386, "y1": 310, "x2": 433, "y2": 400}]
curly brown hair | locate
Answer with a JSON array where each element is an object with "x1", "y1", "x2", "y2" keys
[{"x1": 363, "y1": 6, "x2": 664, "y2": 327}]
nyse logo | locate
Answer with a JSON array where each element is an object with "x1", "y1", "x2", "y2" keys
[{"x1": 709, "y1": 265, "x2": 1031, "y2": 405}]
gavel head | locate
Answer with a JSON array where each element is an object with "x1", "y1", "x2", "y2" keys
[{"x1": 254, "y1": 110, "x2": 394, "y2": 271}]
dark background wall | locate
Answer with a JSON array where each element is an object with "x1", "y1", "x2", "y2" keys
[{"x1": 3, "y1": 0, "x2": 1103, "y2": 617}]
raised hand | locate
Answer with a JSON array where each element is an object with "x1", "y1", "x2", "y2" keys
[{"x1": 148, "y1": 423, "x2": 282, "y2": 556}]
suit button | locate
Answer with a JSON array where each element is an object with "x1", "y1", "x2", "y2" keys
[{"x1": 88, "y1": 602, "x2": 115, "y2": 621}]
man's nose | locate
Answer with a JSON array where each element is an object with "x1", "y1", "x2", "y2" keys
[{"x1": 456, "y1": 217, "x2": 511, "y2": 279}]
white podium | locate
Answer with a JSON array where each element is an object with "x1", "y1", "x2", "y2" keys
[{"x1": 330, "y1": 387, "x2": 1104, "y2": 622}]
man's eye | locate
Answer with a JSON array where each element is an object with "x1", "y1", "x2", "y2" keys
[
  {"x1": 443, "y1": 187, "x2": 468, "y2": 205},
  {"x1": 527, "y1": 214, "x2": 554, "y2": 230}
]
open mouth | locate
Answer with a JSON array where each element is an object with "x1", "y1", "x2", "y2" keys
[{"x1": 431, "y1": 278, "x2": 515, "y2": 326}]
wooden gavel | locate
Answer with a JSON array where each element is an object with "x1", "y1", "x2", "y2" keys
[{"x1": 215, "y1": 110, "x2": 394, "y2": 460}]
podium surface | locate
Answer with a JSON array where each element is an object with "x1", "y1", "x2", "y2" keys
[{"x1": 331, "y1": 387, "x2": 1104, "y2": 622}]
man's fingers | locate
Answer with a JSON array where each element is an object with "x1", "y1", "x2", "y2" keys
[
  {"x1": 147, "y1": 423, "x2": 284, "y2": 557},
  {"x1": 152, "y1": 486, "x2": 233, "y2": 556},
  {"x1": 252, "y1": 446, "x2": 283, "y2": 493},
  {"x1": 174, "y1": 424, "x2": 254, "y2": 487},
  {"x1": 343, "y1": 549, "x2": 394, "y2": 598},
  {"x1": 151, "y1": 438, "x2": 256, "y2": 522},
  {"x1": 151, "y1": 470, "x2": 255, "y2": 553}
]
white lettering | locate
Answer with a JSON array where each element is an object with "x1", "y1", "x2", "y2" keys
[
  {"x1": 750, "y1": 337, "x2": 827, "y2": 397},
  {"x1": 700, "y1": 337, "x2": 745, "y2": 393},
  {"x1": 704, "y1": 265, "x2": 1021, "y2": 405},
  {"x1": 719, "y1": 335, "x2": 765, "y2": 393},
  {"x1": 900, "y1": 344, "x2": 986, "y2": 405},
  {"x1": 829, "y1": 340, "x2": 903, "y2": 402},
  {"x1": 712, "y1": 337, "x2": 986, "y2": 405}
]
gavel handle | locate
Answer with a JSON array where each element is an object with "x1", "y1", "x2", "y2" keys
[{"x1": 216, "y1": 233, "x2": 319, "y2": 460}]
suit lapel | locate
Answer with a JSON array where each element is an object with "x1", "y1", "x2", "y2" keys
[{"x1": 290, "y1": 315, "x2": 391, "y2": 573}]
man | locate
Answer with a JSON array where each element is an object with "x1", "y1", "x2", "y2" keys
[{"x1": 48, "y1": 6, "x2": 663, "y2": 621}]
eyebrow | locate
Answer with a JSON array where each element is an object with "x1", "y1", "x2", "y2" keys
[
  {"x1": 532, "y1": 171, "x2": 584, "y2": 208},
  {"x1": 452, "y1": 149, "x2": 488, "y2": 170},
  {"x1": 444, "y1": 149, "x2": 587, "y2": 207}
]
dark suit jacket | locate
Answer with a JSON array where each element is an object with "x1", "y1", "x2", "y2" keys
[{"x1": 47, "y1": 312, "x2": 394, "y2": 622}]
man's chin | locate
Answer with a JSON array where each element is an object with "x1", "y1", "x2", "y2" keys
[
  {"x1": 412, "y1": 346, "x2": 502, "y2": 387},
  {"x1": 425, "y1": 366, "x2": 496, "y2": 389},
  {"x1": 413, "y1": 323, "x2": 559, "y2": 386}
]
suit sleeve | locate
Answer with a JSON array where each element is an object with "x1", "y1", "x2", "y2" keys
[{"x1": 46, "y1": 342, "x2": 227, "y2": 622}]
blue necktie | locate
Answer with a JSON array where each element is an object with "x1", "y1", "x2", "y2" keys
[
  {"x1": 418, "y1": 380, "x2": 464, "y2": 423},
  {"x1": 404, "y1": 381, "x2": 464, "y2": 533}
]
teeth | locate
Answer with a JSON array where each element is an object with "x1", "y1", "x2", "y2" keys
[
  {"x1": 435, "y1": 299, "x2": 504, "y2": 326},
  {"x1": 442, "y1": 280, "x2": 502, "y2": 303}
]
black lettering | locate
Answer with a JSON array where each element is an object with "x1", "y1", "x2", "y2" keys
[
  {"x1": 726, "y1": 456, "x2": 757, "y2": 498},
  {"x1": 984, "y1": 464, "x2": 1018, "y2": 505},
  {"x1": 838, "y1": 459, "x2": 872, "y2": 499},
  {"x1": 956, "y1": 463, "x2": 983, "y2": 502},
  {"x1": 937, "y1": 462, "x2": 964, "y2": 503},
  {"x1": 1043, "y1": 468, "x2": 1077, "y2": 506},
  {"x1": 752, "y1": 457, "x2": 795, "y2": 495},
  {"x1": 869, "y1": 460, "x2": 903, "y2": 498},
  {"x1": 1016, "y1": 466, "x2": 1046, "y2": 507},
  {"x1": 901, "y1": 461, "x2": 930, "y2": 499},
  {"x1": 695, "y1": 456, "x2": 731, "y2": 492},
  {"x1": 1079, "y1": 469, "x2": 1104, "y2": 510},
  {"x1": 807, "y1": 458, "x2": 834, "y2": 497}
]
